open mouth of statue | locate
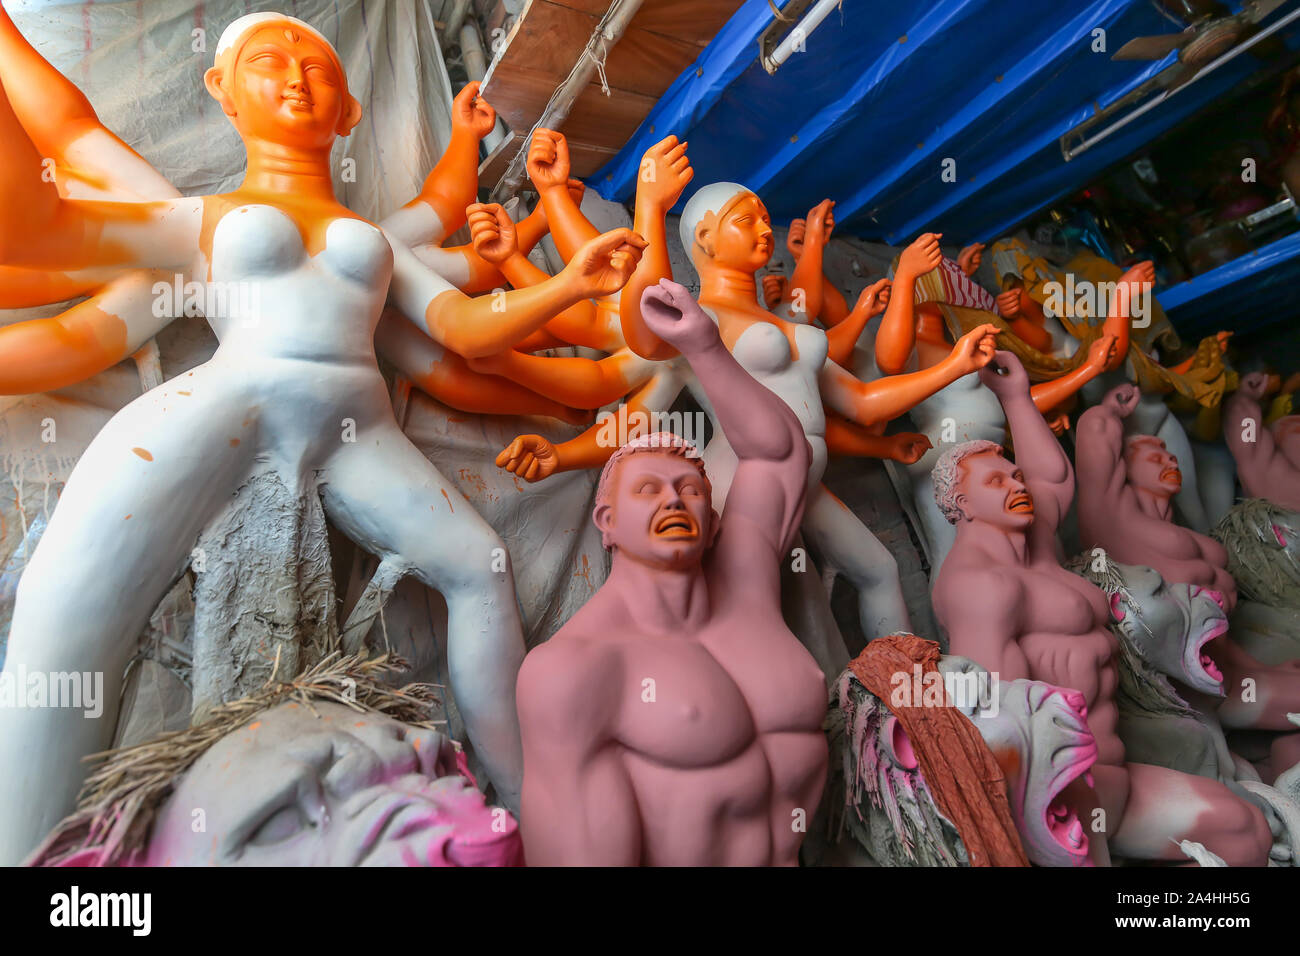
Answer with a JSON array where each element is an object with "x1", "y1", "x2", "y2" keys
[
  {"x1": 1190, "y1": 619, "x2": 1228, "y2": 689},
  {"x1": 1045, "y1": 699, "x2": 1097, "y2": 858},
  {"x1": 1007, "y1": 491, "x2": 1033, "y2": 514},
  {"x1": 1159, "y1": 467, "x2": 1182, "y2": 486},
  {"x1": 654, "y1": 512, "x2": 698, "y2": 539}
]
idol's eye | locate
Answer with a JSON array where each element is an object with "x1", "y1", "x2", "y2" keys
[
  {"x1": 679, "y1": 482, "x2": 702, "y2": 496},
  {"x1": 248, "y1": 52, "x2": 287, "y2": 68},
  {"x1": 635, "y1": 480, "x2": 659, "y2": 495},
  {"x1": 248, "y1": 804, "x2": 307, "y2": 846},
  {"x1": 305, "y1": 62, "x2": 336, "y2": 84},
  {"x1": 1012, "y1": 470, "x2": 1024, "y2": 483}
]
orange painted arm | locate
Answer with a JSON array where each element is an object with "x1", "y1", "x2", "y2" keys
[
  {"x1": 402, "y1": 82, "x2": 497, "y2": 241},
  {"x1": 1098, "y1": 261, "x2": 1155, "y2": 373},
  {"x1": 825, "y1": 413, "x2": 932, "y2": 462},
  {"x1": 619, "y1": 136, "x2": 693, "y2": 362},
  {"x1": 468, "y1": 347, "x2": 656, "y2": 410},
  {"x1": 819, "y1": 280, "x2": 849, "y2": 327},
  {"x1": 874, "y1": 233, "x2": 943, "y2": 375},
  {"x1": 0, "y1": 266, "x2": 98, "y2": 309},
  {"x1": 823, "y1": 323, "x2": 999, "y2": 428},
  {"x1": 1008, "y1": 316, "x2": 1054, "y2": 352},
  {"x1": 786, "y1": 200, "x2": 832, "y2": 325},
  {"x1": 826, "y1": 279, "x2": 889, "y2": 367},
  {"x1": 375, "y1": 309, "x2": 584, "y2": 422},
  {"x1": 1029, "y1": 332, "x2": 1118, "y2": 413},
  {"x1": 527, "y1": 130, "x2": 599, "y2": 262},
  {"x1": 497, "y1": 251, "x2": 607, "y2": 348},
  {"x1": 0, "y1": 297, "x2": 128, "y2": 394},
  {"x1": 0, "y1": 268, "x2": 175, "y2": 394},
  {"x1": 995, "y1": 286, "x2": 1054, "y2": 351},
  {"x1": 390, "y1": 226, "x2": 644, "y2": 359}
]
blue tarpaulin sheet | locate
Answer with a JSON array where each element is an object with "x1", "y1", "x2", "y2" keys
[{"x1": 592, "y1": 0, "x2": 1300, "y2": 331}]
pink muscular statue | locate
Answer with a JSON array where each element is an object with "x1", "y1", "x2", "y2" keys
[
  {"x1": 1077, "y1": 383, "x2": 1237, "y2": 604},
  {"x1": 1078, "y1": 382, "x2": 1300, "y2": 736},
  {"x1": 515, "y1": 280, "x2": 827, "y2": 866},
  {"x1": 1224, "y1": 371, "x2": 1300, "y2": 511},
  {"x1": 932, "y1": 352, "x2": 1270, "y2": 865}
]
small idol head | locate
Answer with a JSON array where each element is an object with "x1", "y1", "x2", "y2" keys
[
  {"x1": 593, "y1": 433, "x2": 720, "y2": 571},
  {"x1": 679, "y1": 183, "x2": 775, "y2": 274}
]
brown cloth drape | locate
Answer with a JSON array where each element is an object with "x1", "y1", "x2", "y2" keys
[{"x1": 847, "y1": 633, "x2": 1029, "y2": 867}]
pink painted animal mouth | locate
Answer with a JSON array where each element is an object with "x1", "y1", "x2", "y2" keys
[
  {"x1": 1043, "y1": 697, "x2": 1097, "y2": 860},
  {"x1": 1190, "y1": 618, "x2": 1228, "y2": 690}
]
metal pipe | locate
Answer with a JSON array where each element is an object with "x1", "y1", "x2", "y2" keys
[
  {"x1": 1064, "y1": 2, "x2": 1300, "y2": 160},
  {"x1": 446, "y1": 0, "x2": 473, "y2": 39},
  {"x1": 763, "y1": 0, "x2": 842, "y2": 73},
  {"x1": 460, "y1": 21, "x2": 507, "y2": 154}
]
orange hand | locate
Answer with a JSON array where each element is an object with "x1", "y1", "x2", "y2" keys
[
  {"x1": 762, "y1": 273, "x2": 788, "y2": 310},
  {"x1": 496, "y1": 434, "x2": 561, "y2": 483},
  {"x1": 468, "y1": 202, "x2": 518, "y2": 265},
  {"x1": 635, "y1": 135, "x2": 693, "y2": 212},
  {"x1": 957, "y1": 242, "x2": 984, "y2": 277},
  {"x1": 564, "y1": 228, "x2": 647, "y2": 299},
  {"x1": 897, "y1": 232, "x2": 943, "y2": 280},
  {"x1": 786, "y1": 218, "x2": 806, "y2": 261},
  {"x1": 452, "y1": 80, "x2": 497, "y2": 140}
]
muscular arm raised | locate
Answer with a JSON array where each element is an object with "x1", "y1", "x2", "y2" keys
[
  {"x1": 981, "y1": 352, "x2": 1075, "y2": 542},
  {"x1": 638, "y1": 281, "x2": 809, "y2": 563}
]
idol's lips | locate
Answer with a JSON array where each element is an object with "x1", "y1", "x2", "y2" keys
[
  {"x1": 1159, "y1": 467, "x2": 1182, "y2": 486},
  {"x1": 654, "y1": 512, "x2": 697, "y2": 537},
  {"x1": 1007, "y1": 491, "x2": 1034, "y2": 513}
]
